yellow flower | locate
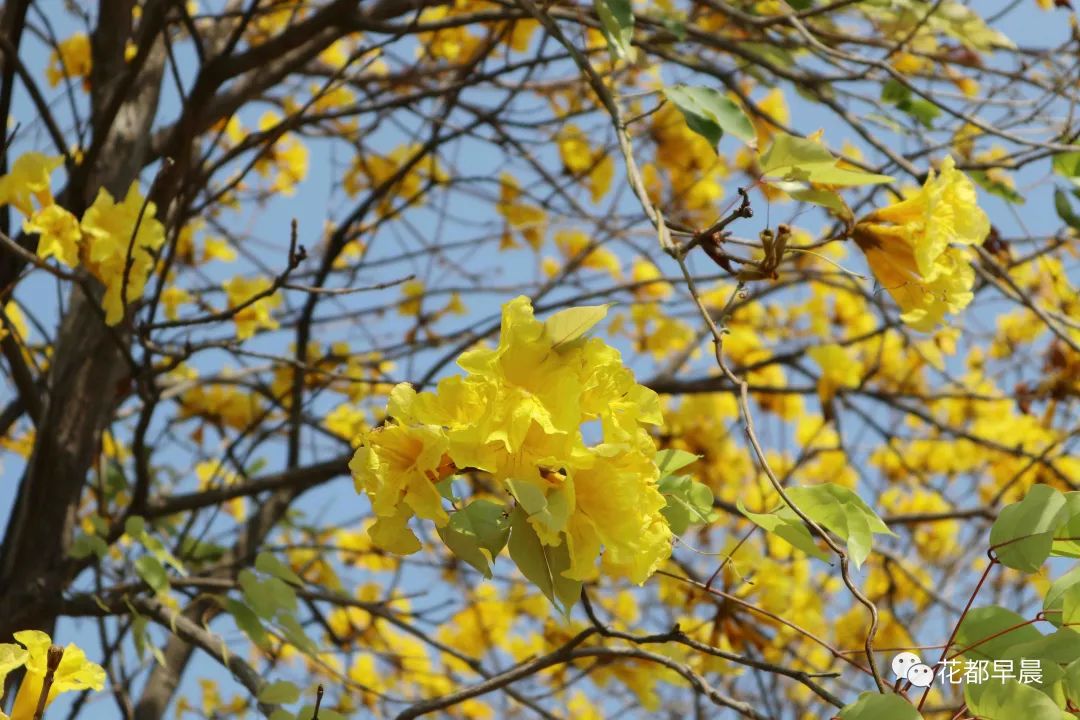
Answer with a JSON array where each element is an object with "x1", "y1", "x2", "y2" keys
[
  {"x1": 224, "y1": 276, "x2": 281, "y2": 340},
  {"x1": 160, "y1": 286, "x2": 192, "y2": 321},
  {"x1": 807, "y1": 343, "x2": 861, "y2": 406},
  {"x1": 566, "y1": 446, "x2": 672, "y2": 584},
  {"x1": 253, "y1": 111, "x2": 309, "y2": 195},
  {"x1": 853, "y1": 156, "x2": 989, "y2": 330},
  {"x1": 557, "y1": 124, "x2": 614, "y2": 203},
  {"x1": 203, "y1": 236, "x2": 237, "y2": 263},
  {"x1": 325, "y1": 404, "x2": 368, "y2": 445},
  {"x1": 417, "y1": 4, "x2": 480, "y2": 62},
  {"x1": 397, "y1": 279, "x2": 425, "y2": 316},
  {"x1": 25, "y1": 203, "x2": 81, "y2": 266},
  {"x1": 0, "y1": 153, "x2": 62, "y2": 216},
  {"x1": 648, "y1": 103, "x2": 730, "y2": 221},
  {"x1": 496, "y1": 173, "x2": 546, "y2": 250},
  {"x1": 80, "y1": 183, "x2": 166, "y2": 325},
  {"x1": 630, "y1": 258, "x2": 672, "y2": 301},
  {"x1": 349, "y1": 297, "x2": 670, "y2": 586},
  {"x1": 752, "y1": 87, "x2": 790, "y2": 149},
  {"x1": 0, "y1": 642, "x2": 29, "y2": 688},
  {"x1": 7, "y1": 631, "x2": 105, "y2": 720},
  {"x1": 46, "y1": 33, "x2": 92, "y2": 89},
  {"x1": 555, "y1": 230, "x2": 621, "y2": 279},
  {"x1": 180, "y1": 382, "x2": 264, "y2": 430},
  {"x1": 343, "y1": 144, "x2": 446, "y2": 216},
  {"x1": 350, "y1": 423, "x2": 453, "y2": 552}
]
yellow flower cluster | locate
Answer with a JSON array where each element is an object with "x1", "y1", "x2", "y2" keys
[
  {"x1": 643, "y1": 103, "x2": 730, "y2": 223},
  {"x1": 46, "y1": 33, "x2": 92, "y2": 89},
  {"x1": 0, "y1": 152, "x2": 166, "y2": 325},
  {"x1": 852, "y1": 156, "x2": 990, "y2": 330},
  {"x1": 350, "y1": 296, "x2": 673, "y2": 584},
  {"x1": 343, "y1": 143, "x2": 447, "y2": 217},
  {"x1": 224, "y1": 275, "x2": 281, "y2": 340},
  {"x1": 0, "y1": 631, "x2": 105, "y2": 720}
]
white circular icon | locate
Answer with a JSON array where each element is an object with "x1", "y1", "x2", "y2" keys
[
  {"x1": 907, "y1": 663, "x2": 935, "y2": 687},
  {"x1": 891, "y1": 651, "x2": 922, "y2": 679}
]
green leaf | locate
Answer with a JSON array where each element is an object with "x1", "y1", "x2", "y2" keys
[
  {"x1": 435, "y1": 476, "x2": 459, "y2": 502},
  {"x1": 783, "y1": 483, "x2": 895, "y2": 568},
  {"x1": 879, "y1": 81, "x2": 940, "y2": 127},
  {"x1": 880, "y1": 79, "x2": 910, "y2": 105},
  {"x1": 655, "y1": 448, "x2": 700, "y2": 475},
  {"x1": 131, "y1": 613, "x2": 149, "y2": 660},
  {"x1": 438, "y1": 525, "x2": 492, "y2": 578},
  {"x1": 1043, "y1": 564, "x2": 1080, "y2": 629},
  {"x1": 69, "y1": 533, "x2": 108, "y2": 560},
  {"x1": 126, "y1": 515, "x2": 186, "y2": 575},
  {"x1": 277, "y1": 614, "x2": 318, "y2": 656},
  {"x1": 223, "y1": 597, "x2": 271, "y2": 650},
  {"x1": 1053, "y1": 492, "x2": 1080, "y2": 558},
  {"x1": 104, "y1": 463, "x2": 128, "y2": 497},
  {"x1": 1063, "y1": 658, "x2": 1080, "y2": 706},
  {"x1": 437, "y1": 499, "x2": 510, "y2": 578},
  {"x1": 239, "y1": 569, "x2": 298, "y2": 620},
  {"x1": 990, "y1": 484, "x2": 1068, "y2": 572},
  {"x1": 902, "y1": 99, "x2": 940, "y2": 128},
  {"x1": 258, "y1": 680, "x2": 302, "y2": 705},
  {"x1": 737, "y1": 499, "x2": 831, "y2": 562},
  {"x1": 954, "y1": 606, "x2": 1043, "y2": 661},
  {"x1": 838, "y1": 692, "x2": 922, "y2": 720},
  {"x1": 506, "y1": 478, "x2": 572, "y2": 542},
  {"x1": 659, "y1": 474, "x2": 713, "y2": 535},
  {"x1": 454, "y1": 500, "x2": 511, "y2": 556},
  {"x1": 1005, "y1": 629, "x2": 1080, "y2": 664},
  {"x1": 739, "y1": 43, "x2": 796, "y2": 72},
  {"x1": 759, "y1": 133, "x2": 893, "y2": 187},
  {"x1": 663, "y1": 84, "x2": 755, "y2": 148},
  {"x1": 1054, "y1": 188, "x2": 1080, "y2": 232},
  {"x1": 594, "y1": 0, "x2": 634, "y2": 60},
  {"x1": 544, "y1": 304, "x2": 611, "y2": 350},
  {"x1": 507, "y1": 506, "x2": 580, "y2": 614},
  {"x1": 255, "y1": 552, "x2": 305, "y2": 587},
  {"x1": 765, "y1": 178, "x2": 854, "y2": 219},
  {"x1": 125, "y1": 516, "x2": 146, "y2": 538},
  {"x1": 135, "y1": 555, "x2": 169, "y2": 594},
  {"x1": 970, "y1": 170, "x2": 1025, "y2": 205},
  {"x1": 657, "y1": 12, "x2": 686, "y2": 41},
  {"x1": 269, "y1": 711, "x2": 295, "y2": 720},
  {"x1": 179, "y1": 537, "x2": 226, "y2": 563},
  {"x1": 142, "y1": 534, "x2": 187, "y2": 575},
  {"x1": 964, "y1": 678, "x2": 1065, "y2": 720},
  {"x1": 1052, "y1": 147, "x2": 1080, "y2": 189},
  {"x1": 87, "y1": 513, "x2": 109, "y2": 536}
]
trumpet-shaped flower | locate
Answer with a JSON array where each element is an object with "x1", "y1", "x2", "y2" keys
[
  {"x1": 25, "y1": 203, "x2": 81, "y2": 267},
  {"x1": 4, "y1": 631, "x2": 105, "y2": 720},
  {"x1": 46, "y1": 33, "x2": 92, "y2": 89},
  {"x1": 349, "y1": 296, "x2": 672, "y2": 584},
  {"x1": 0, "y1": 153, "x2": 62, "y2": 216},
  {"x1": 853, "y1": 156, "x2": 989, "y2": 330},
  {"x1": 565, "y1": 445, "x2": 671, "y2": 584},
  {"x1": 224, "y1": 276, "x2": 282, "y2": 340},
  {"x1": 349, "y1": 422, "x2": 453, "y2": 553},
  {"x1": 81, "y1": 184, "x2": 166, "y2": 325}
]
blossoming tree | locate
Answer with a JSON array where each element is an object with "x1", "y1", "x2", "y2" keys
[{"x1": 0, "y1": 1, "x2": 1077, "y2": 719}]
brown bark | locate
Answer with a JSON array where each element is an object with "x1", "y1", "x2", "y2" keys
[{"x1": 0, "y1": 0, "x2": 166, "y2": 637}]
